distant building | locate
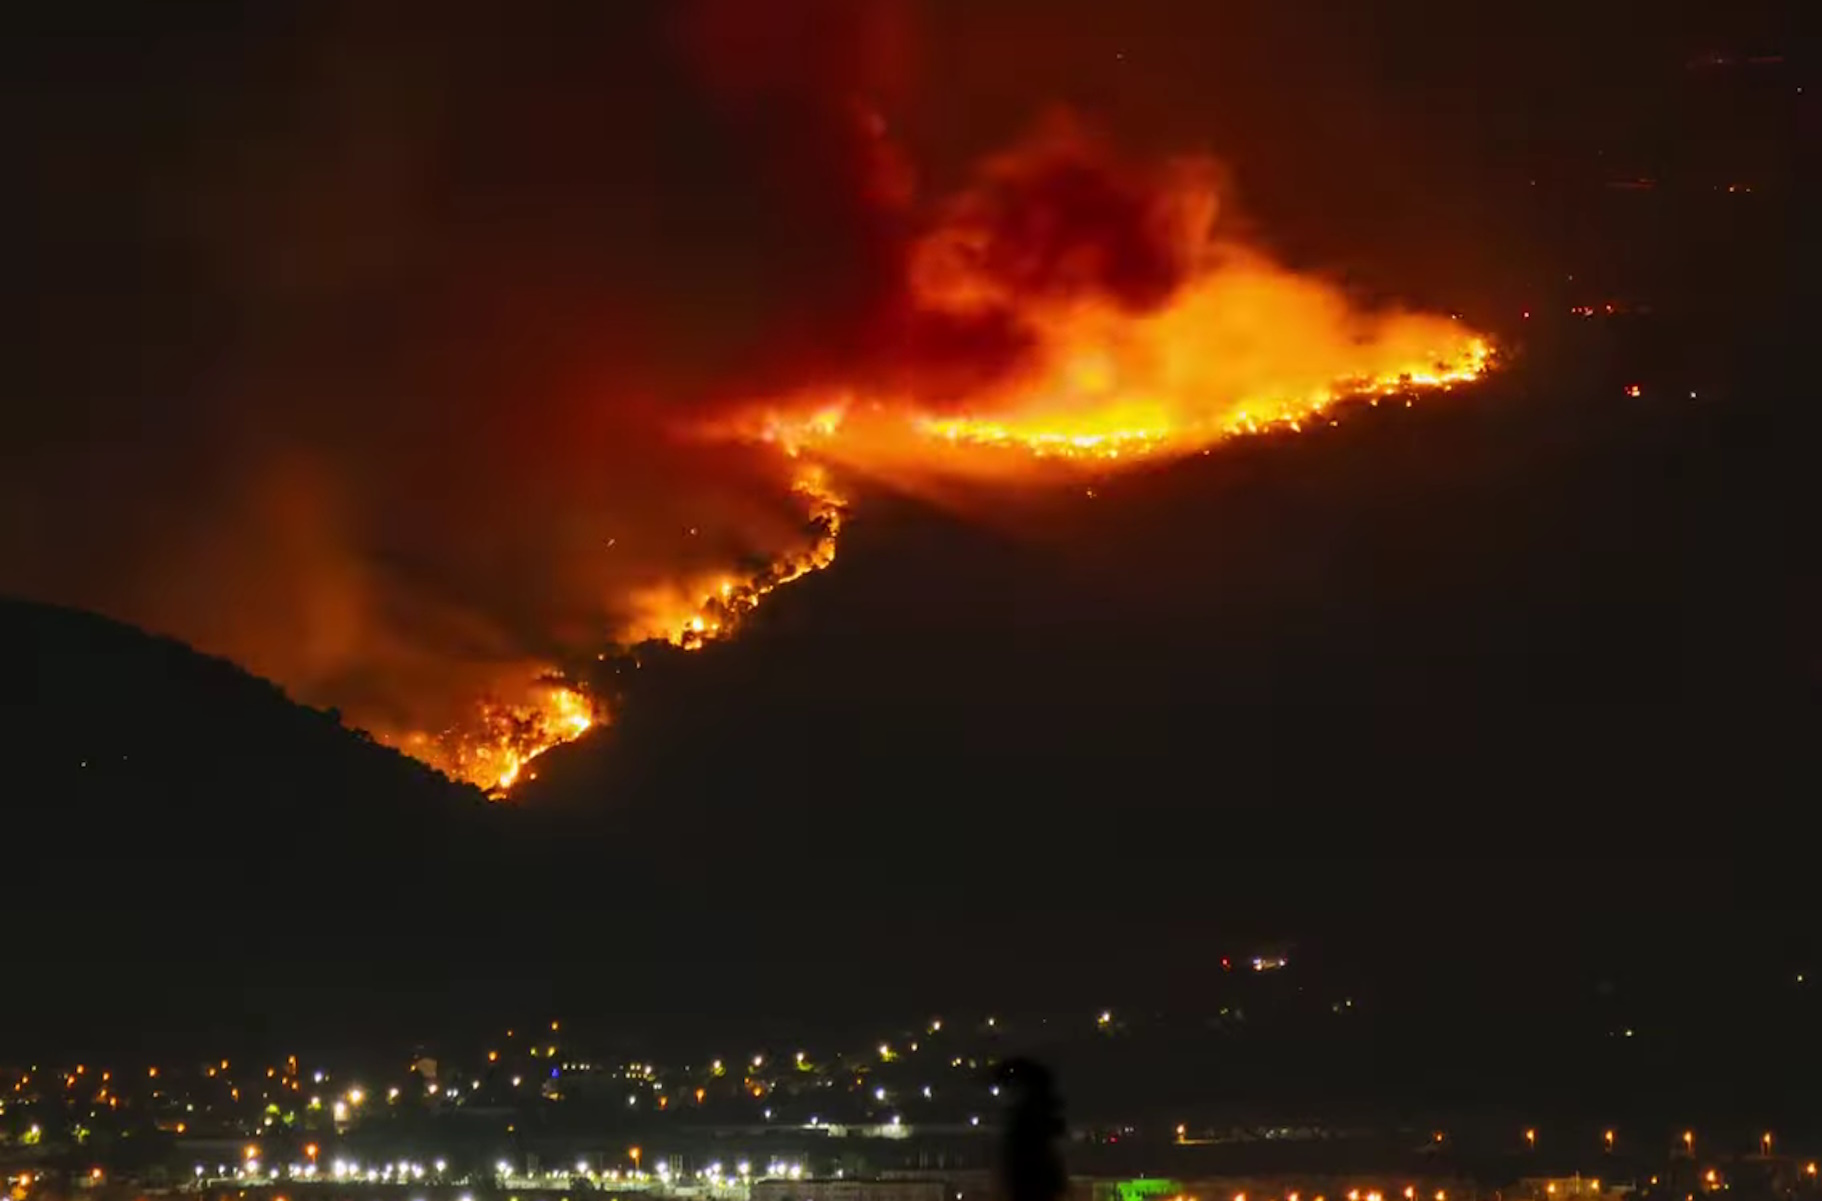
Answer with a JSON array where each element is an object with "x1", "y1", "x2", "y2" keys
[
  {"x1": 752, "y1": 1179, "x2": 949, "y2": 1201},
  {"x1": 1518, "y1": 1178, "x2": 1630, "y2": 1200}
]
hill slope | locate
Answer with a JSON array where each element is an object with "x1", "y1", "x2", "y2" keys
[{"x1": 0, "y1": 598, "x2": 514, "y2": 1050}]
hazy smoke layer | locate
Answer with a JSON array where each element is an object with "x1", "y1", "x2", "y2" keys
[
  {"x1": 1, "y1": 0, "x2": 917, "y2": 735},
  {"x1": 2, "y1": 0, "x2": 1489, "y2": 770}
]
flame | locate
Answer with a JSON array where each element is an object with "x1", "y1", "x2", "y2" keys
[
  {"x1": 620, "y1": 463, "x2": 847, "y2": 650},
  {"x1": 389, "y1": 682, "x2": 594, "y2": 796},
  {"x1": 903, "y1": 329, "x2": 1492, "y2": 461},
  {"x1": 745, "y1": 129, "x2": 1496, "y2": 474},
  {"x1": 383, "y1": 465, "x2": 846, "y2": 794},
  {"x1": 390, "y1": 122, "x2": 1497, "y2": 798},
  {"x1": 801, "y1": 324, "x2": 1495, "y2": 469}
]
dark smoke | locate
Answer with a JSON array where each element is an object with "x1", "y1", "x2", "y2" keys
[{"x1": 0, "y1": 0, "x2": 917, "y2": 733}]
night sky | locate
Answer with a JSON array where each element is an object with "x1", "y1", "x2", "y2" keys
[
  {"x1": 2, "y1": 0, "x2": 1816, "y2": 1053},
  {"x1": 4, "y1": 0, "x2": 1802, "y2": 729}
]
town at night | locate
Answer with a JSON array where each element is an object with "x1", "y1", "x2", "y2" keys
[{"x1": 1, "y1": 5, "x2": 1813, "y2": 1201}]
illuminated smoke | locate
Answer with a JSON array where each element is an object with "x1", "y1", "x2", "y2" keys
[
  {"x1": 0, "y1": 2, "x2": 1491, "y2": 798},
  {"x1": 736, "y1": 116, "x2": 1492, "y2": 481}
]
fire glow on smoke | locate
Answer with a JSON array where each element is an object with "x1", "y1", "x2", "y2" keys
[{"x1": 396, "y1": 124, "x2": 1494, "y2": 796}]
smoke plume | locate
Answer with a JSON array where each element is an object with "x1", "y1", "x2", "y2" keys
[
  {"x1": 1, "y1": 1, "x2": 917, "y2": 753},
  {"x1": 1, "y1": 0, "x2": 1487, "y2": 789}
]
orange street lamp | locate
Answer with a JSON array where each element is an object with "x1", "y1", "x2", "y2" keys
[
  {"x1": 1605, "y1": 1130, "x2": 1615, "y2": 1151},
  {"x1": 1526, "y1": 1129, "x2": 1537, "y2": 1149}
]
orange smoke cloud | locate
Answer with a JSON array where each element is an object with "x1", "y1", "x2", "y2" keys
[
  {"x1": 0, "y1": 1, "x2": 914, "y2": 794},
  {"x1": 0, "y1": 1, "x2": 1490, "y2": 798},
  {"x1": 735, "y1": 117, "x2": 1491, "y2": 485}
]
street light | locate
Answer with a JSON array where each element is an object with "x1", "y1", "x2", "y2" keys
[
  {"x1": 1605, "y1": 1131, "x2": 1615, "y2": 1152},
  {"x1": 1764, "y1": 1133, "x2": 1774, "y2": 1157},
  {"x1": 1526, "y1": 1129, "x2": 1537, "y2": 1150},
  {"x1": 1684, "y1": 1132, "x2": 1695, "y2": 1156}
]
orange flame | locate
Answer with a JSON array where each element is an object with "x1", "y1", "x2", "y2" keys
[
  {"x1": 744, "y1": 125, "x2": 1495, "y2": 476},
  {"x1": 392, "y1": 122, "x2": 1496, "y2": 797},
  {"x1": 619, "y1": 463, "x2": 847, "y2": 650},
  {"x1": 391, "y1": 681, "x2": 594, "y2": 796},
  {"x1": 385, "y1": 465, "x2": 846, "y2": 796}
]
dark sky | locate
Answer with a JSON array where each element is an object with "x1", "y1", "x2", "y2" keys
[
  {"x1": 2, "y1": 0, "x2": 1797, "y2": 738},
  {"x1": 1, "y1": 0, "x2": 1816, "y2": 1052}
]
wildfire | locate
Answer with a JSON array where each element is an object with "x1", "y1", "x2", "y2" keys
[
  {"x1": 740, "y1": 124, "x2": 1495, "y2": 477},
  {"x1": 754, "y1": 323, "x2": 1493, "y2": 472},
  {"x1": 393, "y1": 682, "x2": 595, "y2": 796},
  {"x1": 905, "y1": 335, "x2": 1493, "y2": 460},
  {"x1": 390, "y1": 119, "x2": 1497, "y2": 798},
  {"x1": 620, "y1": 463, "x2": 848, "y2": 650},
  {"x1": 383, "y1": 465, "x2": 847, "y2": 795}
]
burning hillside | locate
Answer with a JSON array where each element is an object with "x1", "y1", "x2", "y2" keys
[
  {"x1": 2, "y1": 0, "x2": 1492, "y2": 799},
  {"x1": 399, "y1": 120, "x2": 1492, "y2": 795}
]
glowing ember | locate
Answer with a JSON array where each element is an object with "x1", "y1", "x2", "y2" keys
[
  {"x1": 392, "y1": 121, "x2": 1498, "y2": 799},
  {"x1": 391, "y1": 682, "x2": 594, "y2": 796},
  {"x1": 739, "y1": 125, "x2": 1495, "y2": 476},
  {"x1": 620, "y1": 463, "x2": 847, "y2": 650},
  {"x1": 905, "y1": 336, "x2": 1493, "y2": 459},
  {"x1": 388, "y1": 466, "x2": 847, "y2": 796}
]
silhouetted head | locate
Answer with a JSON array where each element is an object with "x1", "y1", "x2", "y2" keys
[
  {"x1": 995, "y1": 1057, "x2": 1065, "y2": 1201},
  {"x1": 995, "y1": 1056, "x2": 1055, "y2": 1093}
]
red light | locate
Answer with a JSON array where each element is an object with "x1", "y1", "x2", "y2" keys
[{"x1": 1220, "y1": 957, "x2": 1231, "y2": 970}]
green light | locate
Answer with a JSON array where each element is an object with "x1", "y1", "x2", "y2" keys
[{"x1": 1118, "y1": 1180, "x2": 1185, "y2": 1201}]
